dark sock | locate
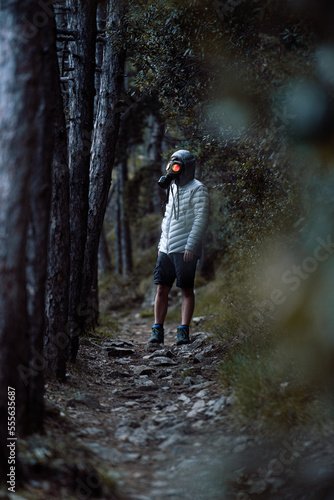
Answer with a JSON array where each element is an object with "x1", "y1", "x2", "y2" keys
[{"x1": 153, "y1": 323, "x2": 163, "y2": 328}]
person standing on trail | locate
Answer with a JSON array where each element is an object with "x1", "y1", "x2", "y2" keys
[{"x1": 148, "y1": 149, "x2": 210, "y2": 346}]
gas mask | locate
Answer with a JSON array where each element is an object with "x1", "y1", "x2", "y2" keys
[{"x1": 158, "y1": 160, "x2": 184, "y2": 189}]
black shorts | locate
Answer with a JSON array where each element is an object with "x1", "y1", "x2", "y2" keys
[{"x1": 154, "y1": 252, "x2": 199, "y2": 289}]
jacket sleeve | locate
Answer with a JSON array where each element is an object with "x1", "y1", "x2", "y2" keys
[
  {"x1": 158, "y1": 190, "x2": 173, "y2": 251},
  {"x1": 185, "y1": 185, "x2": 210, "y2": 253}
]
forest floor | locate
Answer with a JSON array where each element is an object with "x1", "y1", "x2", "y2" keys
[{"x1": 7, "y1": 309, "x2": 334, "y2": 500}]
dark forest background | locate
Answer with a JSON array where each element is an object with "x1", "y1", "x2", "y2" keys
[{"x1": 1, "y1": 0, "x2": 334, "y2": 493}]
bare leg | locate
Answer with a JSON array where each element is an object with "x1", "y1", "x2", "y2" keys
[
  {"x1": 181, "y1": 287, "x2": 195, "y2": 325},
  {"x1": 154, "y1": 284, "x2": 171, "y2": 324}
]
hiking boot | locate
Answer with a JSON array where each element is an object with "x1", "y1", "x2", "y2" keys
[
  {"x1": 148, "y1": 325, "x2": 164, "y2": 345},
  {"x1": 176, "y1": 325, "x2": 190, "y2": 346}
]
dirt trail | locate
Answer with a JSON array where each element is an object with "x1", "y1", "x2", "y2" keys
[
  {"x1": 41, "y1": 313, "x2": 240, "y2": 500},
  {"x1": 34, "y1": 312, "x2": 334, "y2": 500}
]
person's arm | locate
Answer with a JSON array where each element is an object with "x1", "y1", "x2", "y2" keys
[{"x1": 185, "y1": 185, "x2": 210, "y2": 255}]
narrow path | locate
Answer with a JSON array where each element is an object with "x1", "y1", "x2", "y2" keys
[
  {"x1": 43, "y1": 313, "x2": 334, "y2": 500},
  {"x1": 45, "y1": 313, "x2": 239, "y2": 499},
  {"x1": 77, "y1": 314, "x2": 234, "y2": 500}
]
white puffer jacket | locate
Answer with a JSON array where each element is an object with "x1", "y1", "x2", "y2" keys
[{"x1": 158, "y1": 178, "x2": 210, "y2": 257}]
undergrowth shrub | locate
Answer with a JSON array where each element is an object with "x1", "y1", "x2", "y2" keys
[{"x1": 217, "y1": 321, "x2": 323, "y2": 429}]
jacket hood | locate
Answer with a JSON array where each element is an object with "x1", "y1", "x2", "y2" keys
[{"x1": 171, "y1": 149, "x2": 195, "y2": 186}]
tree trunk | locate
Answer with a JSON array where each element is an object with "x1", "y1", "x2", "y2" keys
[
  {"x1": 66, "y1": 0, "x2": 98, "y2": 360},
  {"x1": 99, "y1": 226, "x2": 112, "y2": 275},
  {"x1": 25, "y1": 11, "x2": 57, "y2": 433},
  {"x1": 95, "y1": 0, "x2": 107, "y2": 114},
  {"x1": 114, "y1": 180, "x2": 123, "y2": 276},
  {"x1": 0, "y1": 0, "x2": 53, "y2": 477},
  {"x1": 114, "y1": 66, "x2": 133, "y2": 279},
  {"x1": 80, "y1": 0, "x2": 126, "y2": 329},
  {"x1": 117, "y1": 157, "x2": 133, "y2": 278},
  {"x1": 91, "y1": 255, "x2": 99, "y2": 329},
  {"x1": 148, "y1": 114, "x2": 166, "y2": 213},
  {"x1": 45, "y1": 11, "x2": 71, "y2": 382}
]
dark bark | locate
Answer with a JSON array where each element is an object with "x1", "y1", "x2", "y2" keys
[
  {"x1": 0, "y1": 0, "x2": 53, "y2": 477},
  {"x1": 99, "y1": 226, "x2": 112, "y2": 275},
  {"x1": 25, "y1": 11, "x2": 56, "y2": 433},
  {"x1": 95, "y1": 1, "x2": 107, "y2": 114},
  {"x1": 117, "y1": 157, "x2": 133, "y2": 278},
  {"x1": 114, "y1": 157, "x2": 133, "y2": 278},
  {"x1": 114, "y1": 65, "x2": 133, "y2": 278},
  {"x1": 114, "y1": 181, "x2": 123, "y2": 276},
  {"x1": 66, "y1": 0, "x2": 98, "y2": 360},
  {"x1": 80, "y1": 0, "x2": 126, "y2": 328},
  {"x1": 45, "y1": 11, "x2": 71, "y2": 382},
  {"x1": 89, "y1": 254, "x2": 99, "y2": 329},
  {"x1": 148, "y1": 114, "x2": 166, "y2": 213}
]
